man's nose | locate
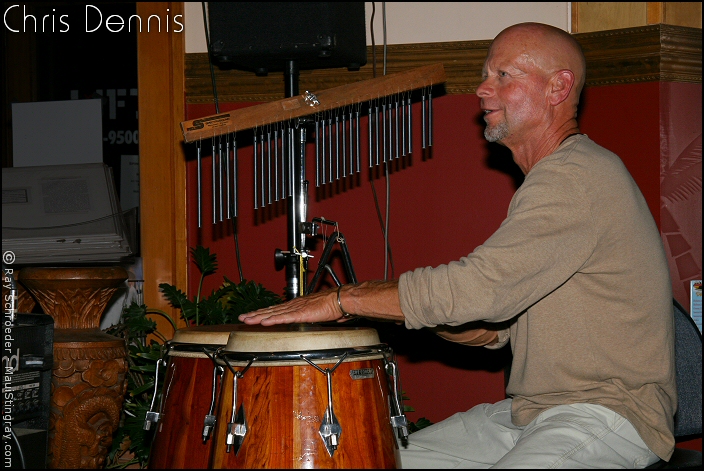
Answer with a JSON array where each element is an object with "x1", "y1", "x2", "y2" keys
[{"x1": 476, "y1": 80, "x2": 492, "y2": 98}]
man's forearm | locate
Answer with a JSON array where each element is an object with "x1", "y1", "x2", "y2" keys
[{"x1": 340, "y1": 280, "x2": 405, "y2": 322}]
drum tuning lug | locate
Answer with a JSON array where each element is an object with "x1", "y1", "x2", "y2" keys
[
  {"x1": 318, "y1": 367, "x2": 343, "y2": 457},
  {"x1": 143, "y1": 411, "x2": 160, "y2": 430},
  {"x1": 226, "y1": 405, "x2": 248, "y2": 455},
  {"x1": 391, "y1": 414, "x2": 409, "y2": 439},
  {"x1": 203, "y1": 364, "x2": 222, "y2": 442},
  {"x1": 319, "y1": 411, "x2": 342, "y2": 457},
  {"x1": 384, "y1": 357, "x2": 410, "y2": 440},
  {"x1": 202, "y1": 414, "x2": 216, "y2": 442},
  {"x1": 143, "y1": 358, "x2": 165, "y2": 430}
]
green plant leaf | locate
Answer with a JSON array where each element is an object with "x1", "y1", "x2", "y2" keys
[
  {"x1": 159, "y1": 283, "x2": 188, "y2": 308},
  {"x1": 219, "y1": 277, "x2": 283, "y2": 320},
  {"x1": 159, "y1": 283, "x2": 198, "y2": 323},
  {"x1": 197, "y1": 294, "x2": 227, "y2": 325},
  {"x1": 191, "y1": 245, "x2": 217, "y2": 276},
  {"x1": 134, "y1": 350, "x2": 162, "y2": 361},
  {"x1": 130, "y1": 364, "x2": 157, "y2": 373},
  {"x1": 130, "y1": 380, "x2": 155, "y2": 397},
  {"x1": 408, "y1": 417, "x2": 434, "y2": 433}
]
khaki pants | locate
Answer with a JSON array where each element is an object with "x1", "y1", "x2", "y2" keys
[{"x1": 399, "y1": 399, "x2": 660, "y2": 469}]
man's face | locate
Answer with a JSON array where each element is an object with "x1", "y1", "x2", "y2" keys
[{"x1": 476, "y1": 34, "x2": 551, "y2": 146}]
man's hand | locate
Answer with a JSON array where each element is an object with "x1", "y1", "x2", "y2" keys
[
  {"x1": 238, "y1": 288, "x2": 342, "y2": 325},
  {"x1": 238, "y1": 280, "x2": 404, "y2": 326}
]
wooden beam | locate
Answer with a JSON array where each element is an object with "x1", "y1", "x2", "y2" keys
[
  {"x1": 137, "y1": 2, "x2": 189, "y2": 337},
  {"x1": 180, "y1": 63, "x2": 446, "y2": 143}
]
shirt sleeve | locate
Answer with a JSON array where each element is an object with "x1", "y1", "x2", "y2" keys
[{"x1": 399, "y1": 164, "x2": 597, "y2": 330}]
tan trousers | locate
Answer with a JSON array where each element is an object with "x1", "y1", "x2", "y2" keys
[{"x1": 398, "y1": 399, "x2": 660, "y2": 469}]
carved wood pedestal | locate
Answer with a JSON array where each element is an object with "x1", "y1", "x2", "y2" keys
[
  {"x1": 2, "y1": 270, "x2": 37, "y2": 313},
  {"x1": 20, "y1": 267, "x2": 129, "y2": 469}
]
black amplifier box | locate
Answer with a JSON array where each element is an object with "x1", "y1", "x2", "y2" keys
[
  {"x1": 207, "y1": 2, "x2": 367, "y2": 75},
  {"x1": 2, "y1": 312, "x2": 54, "y2": 469}
]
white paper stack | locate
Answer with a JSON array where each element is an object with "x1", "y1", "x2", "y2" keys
[{"x1": 2, "y1": 163, "x2": 133, "y2": 264}]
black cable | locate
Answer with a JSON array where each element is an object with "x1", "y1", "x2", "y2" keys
[
  {"x1": 368, "y1": 3, "x2": 395, "y2": 280},
  {"x1": 201, "y1": 2, "x2": 244, "y2": 282},
  {"x1": 369, "y1": 174, "x2": 395, "y2": 279},
  {"x1": 231, "y1": 219, "x2": 244, "y2": 283},
  {"x1": 381, "y1": 2, "x2": 393, "y2": 281},
  {"x1": 201, "y1": 2, "x2": 219, "y2": 115},
  {"x1": 10, "y1": 427, "x2": 26, "y2": 469}
]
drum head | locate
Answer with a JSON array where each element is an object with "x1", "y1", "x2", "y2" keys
[
  {"x1": 224, "y1": 324, "x2": 380, "y2": 353},
  {"x1": 171, "y1": 324, "x2": 241, "y2": 346}
]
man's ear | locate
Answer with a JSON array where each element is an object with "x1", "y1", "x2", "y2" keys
[{"x1": 548, "y1": 70, "x2": 575, "y2": 106}]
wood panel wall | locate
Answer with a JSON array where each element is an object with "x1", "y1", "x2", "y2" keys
[
  {"x1": 572, "y1": 2, "x2": 702, "y2": 33},
  {"x1": 184, "y1": 25, "x2": 701, "y2": 104}
]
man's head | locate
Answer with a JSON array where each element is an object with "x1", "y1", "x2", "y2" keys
[{"x1": 477, "y1": 23, "x2": 585, "y2": 155}]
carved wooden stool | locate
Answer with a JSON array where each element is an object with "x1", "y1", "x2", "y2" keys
[{"x1": 20, "y1": 267, "x2": 129, "y2": 469}]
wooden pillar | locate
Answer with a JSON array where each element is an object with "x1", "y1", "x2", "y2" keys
[{"x1": 137, "y1": 2, "x2": 189, "y2": 336}]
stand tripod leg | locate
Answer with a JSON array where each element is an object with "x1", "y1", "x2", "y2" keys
[{"x1": 306, "y1": 233, "x2": 339, "y2": 295}]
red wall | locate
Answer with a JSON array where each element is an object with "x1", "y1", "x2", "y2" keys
[
  {"x1": 659, "y1": 82, "x2": 702, "y2": 309},
  {"x1": 184, "y1": 80, "x2": 701, "y2": 432}
]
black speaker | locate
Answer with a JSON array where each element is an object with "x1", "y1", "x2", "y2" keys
[
  {"x1": 3, "y1": 313, "x2": 54, "y2": 469},
  {"x1": 207, "y1": 2, "x2": 367, "y2": 75}
]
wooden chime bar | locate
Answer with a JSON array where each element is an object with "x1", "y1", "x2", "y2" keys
[{"x1": 180, "y1": 63, "x2": 447, "y2": 143}]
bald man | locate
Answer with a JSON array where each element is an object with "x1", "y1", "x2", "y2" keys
[{"x1": 240, "y1": 23, "x2": 675, "y2": 468}]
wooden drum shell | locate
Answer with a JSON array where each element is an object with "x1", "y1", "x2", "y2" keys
[
  {"x1": 148, "y1": 355, "x2": 216, "y2": 469},
  {"x1": 149, "y1": 325, "x2": 235, "y2": 469},
  {"x1": 211, "y1": 355, "x2": 401, "y2": 469},
  {"x1": 211, "y1": 325, "x2": 401, "y2": 469}
]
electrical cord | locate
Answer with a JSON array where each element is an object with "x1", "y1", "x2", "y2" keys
[
  {"x1": 382, "y1": 2, "x2": 393, "y2": 281},
  {"x1": 201, "y1": 3, "x2": 219, "y2": 116},
  {"x1": 369, "y1": 2, "x2": 396, "y2": 281},
  {"x1": 10, "y1": 427, "x2": 27, "y2": 469}
]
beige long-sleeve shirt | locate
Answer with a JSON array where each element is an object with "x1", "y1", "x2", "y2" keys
[{"x1": 399, "y1": 135, "x2": 676, "y2": 460}]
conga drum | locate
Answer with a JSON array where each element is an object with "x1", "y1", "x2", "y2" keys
[
  {"x1": 211, "y1": 325, "x2": 406, "y2": 469},
  {"x1": 148, "y1": 325, "x2": 236, "y2": 469}
]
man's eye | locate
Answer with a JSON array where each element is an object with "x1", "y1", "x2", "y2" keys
[{"x1": 499, "y1": 71, "x2": 508, "y2": 77}]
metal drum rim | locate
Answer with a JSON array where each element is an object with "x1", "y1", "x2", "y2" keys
[{"x1": 216, "y1": 343, "x2": 392, "y2": 366}]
